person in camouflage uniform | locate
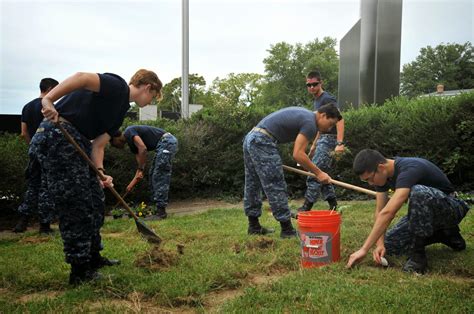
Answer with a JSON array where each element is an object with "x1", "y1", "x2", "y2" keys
[
  {"x1": 347, "y1": 149, "x2": 470, "y2": 274},
  {"x1": 13, "y1": 78, "x2": 59, "y2": 234},
  {"x1": 243, "y1": 104, "x2": 342, "y2": 238},
  {"x1": 298, "y1": 70, "x2": 345, "y2": 213},
  {"x1": 36, "y1": 69, "x2": 163, "y2": 285},
  {"x1": 111, "y1": 125, "x2": 178, "y2": 220}
]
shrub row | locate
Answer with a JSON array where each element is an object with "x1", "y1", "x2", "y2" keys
[{"x1": 1, "y1": 93, "x2": 472, "y2": 212}]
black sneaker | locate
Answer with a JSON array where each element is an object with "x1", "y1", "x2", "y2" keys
[
  {"x1": 402, "y1": 252, "x2": 428, "y2": 274},
  {"x1": 39, "y1": 223, "x2": 53, "y2": 234},
  {"x1": 297, "y1": 199, "x2": 313, "y2": 212},
  {"x1": 440, "y1": 227, "x2": 466, "y2": 251},
  {"x1": 13, "y1": 215, "x2": 29, "y2": 233}
]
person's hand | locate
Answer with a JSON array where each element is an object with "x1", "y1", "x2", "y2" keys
[
  {"x1": 335, "y1": 144, "x2": 345, "y2": 154},
  {"x1": 346, "y1": 247, "x2": 368, "y2": 268},
  {"x1": 100, "y1": 174, "x2": 114, "y2": 189},
  {"x1": 372, "y1": 244, "x2": 386, "y2": 265},
  {"x1": 135, "y1": 169, "x2": 144, "y2": 180},
  {"x1": 316, "y1": 171, "x2": 331, "y2": 184},
  {"x1": 41, "y1": 98, "x2": 59, "y2": 123},
  {"x1": 126, "y1": 170, "x2": 143, "y2": 192},
  {"x1": 308, "y1": 146, "x2": 316, "y2": 159}
]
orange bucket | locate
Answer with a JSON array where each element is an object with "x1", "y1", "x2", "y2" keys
[{"x1": 297, "y1": 210, "x2": 341, "y2": 268}]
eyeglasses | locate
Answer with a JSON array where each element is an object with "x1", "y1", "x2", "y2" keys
[{"x1": 306, "y1": 82, "x2": 321, "y2": 88}]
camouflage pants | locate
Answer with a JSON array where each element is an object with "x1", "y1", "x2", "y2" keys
[
  {"x1": 385, "y1": 185, "x2": 470, "y2": 255},
  {"x1": 243, "y1": 131, "x2": 291, "y2": 222},
  {"x1": 17, "y1": 153, "x2": 55, "y2": 224},
  {"x1": 304, "y1": 134, "x2": 336, "y2": 203},
  {"x1": 150, "y1": 134, "x2": 178, "y2": 209},
  {"x1": 31, "y1": 121, "x2": 105, "y2": 264}
]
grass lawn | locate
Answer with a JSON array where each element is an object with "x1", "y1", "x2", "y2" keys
[{"x1": 0, "y1": 200, "x2": 472, "y2": 313}]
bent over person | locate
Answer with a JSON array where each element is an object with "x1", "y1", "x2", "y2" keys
[
  {"x1": 111, "y1": 125, "x2": 178, "y2": 220},
  {"x1": 243, "y1": 104, "x2": 342, "y2": 238},
  {"x1": 32, "y1": 69, "x2": 162, "y2": 285},
  {"x1": 347, "y1": 149, "x2": 470, "y2": 274}
]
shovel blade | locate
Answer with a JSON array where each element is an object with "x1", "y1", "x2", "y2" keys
[{"x1": 134, "y1": 219, "x2": 162, "y2": 245}]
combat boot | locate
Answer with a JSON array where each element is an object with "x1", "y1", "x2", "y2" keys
[
  {"x1": 402, "y1": 237, "x2": 428, "y2": 274},
  {"x1": 39, "y1": 223, "x2": 53, "y2": 234},
  {"x1": 440, "y1": 226, "x2": 466, "y2": 251},
  {"x1": 145, "y1": 207, "x2": 168, "y2": 221},
  {"x1": 247, "y1": 216, "x2": 274, "y2": 235},
  {"x1": 297, "y1": 199, "x2": 313, "y2": 212},
  {"x1": 69, "y1": 262, "x2": 102, "y2": 285},
  {"x1": 13, "y1": 215, "x2": 29, "y2": 233},
  {"x1": 280, "y1": 220, "x2": 297, "y2": 239},
  {"x1": 327, "y1": 197, "x2": 338, "y2": 211},
  {"x1": 90, "y1": 252, "x2": 121, "y2": 270}
]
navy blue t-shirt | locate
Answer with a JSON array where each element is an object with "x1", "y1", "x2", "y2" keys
[
  {"x1": 313, "y1": 91, "x2": 338, "y2": 135},
  {"x1": 55, "y1": 73, "x2": 130, "y2": 140},
  {"x1": 375, "y1": 157, "x2": 455, "y2": 194},
  {"x1": 124, "y1": 125, "x2": 166, "y2": 154},
  {"x1": 21, "y1": 98, "x2": 43, "y2": 139},
  {"x1": 256, "y1": 107, "x2": 318, "y2": 144}
]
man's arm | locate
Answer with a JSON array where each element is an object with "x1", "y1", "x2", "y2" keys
[
  {"x1": 335, "y1": 118, "x2": 345, "y2": 153},
  {"x1": 41, "y1": 72, "x2": 101, "y2": 122},
  {"x1": 308, "y1": 131, "x2": 320, "y2": 159},
  {"x1": 293, "y1": 133, "x2": 330, "y2": 184},
  {"x1": 91, "y1": 133, "x2": 113, "y2": 188},
  {"x1": 126, "y1": 135, "x2": 147, "y2": 192},
  {"x1": 346, "y1": 188, "x2": 410, "y2": 268},
  {"x1": 20, "y1": 122, "x2": 30, "y2": 144}
]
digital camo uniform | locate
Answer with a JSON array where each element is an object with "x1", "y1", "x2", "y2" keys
[
  {"x1": 17, "y1": 154, "x2": 55, "y2": 224},
  {"x1": 304, "y1": 91, "x2": 338, "y2": 205},
  {"x1": 150, "y1": 133, "x2": 178, "y2": 209},
  {"x1": 384, "y1": 184, "x2": 470, "y2": 255},
  {"x1": 31, "y1": 121, "x2": 105, "y2": 264},
  {"x1": 305, "y1": 134, "x2": 336, "y2": 204},
  {"x1": 243, "y1": 131, "x2": 290, "y2": 222}
]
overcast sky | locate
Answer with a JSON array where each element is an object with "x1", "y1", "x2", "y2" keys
[{"x1": 1, "y1": 0, "x2": 472, "y2": 114}]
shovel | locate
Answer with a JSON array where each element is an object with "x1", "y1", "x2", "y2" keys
[
  {"x1": 56, "y1": 122, "x2": 162, "y2": 245},
  {"x1": 283, "y1": 165, "x2": 377, "y2": 196}
]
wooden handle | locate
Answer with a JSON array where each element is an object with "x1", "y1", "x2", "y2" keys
[
  {"x1": 282, "y1": 165, "x2": 377, "y2": 197},
  {"x1": 56, "y1": 122, "x2": 140, "y2": 220}
]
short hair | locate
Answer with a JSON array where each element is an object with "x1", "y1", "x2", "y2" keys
[
  {"x1": 129, "y1": 69, "x2": 163, "y2": 101},
  {"x1": 353, "y1": 149, "x2": 387, "y2": 175},
  {"x1": 307, "y1": 71, "x2": 322, "y2": 80},
  {"x1": 317, "y1": 103, "x2": 342, "y2": 121},
  {"x1": 39, "y1": 78, "x2": 59, "y2": 93}
]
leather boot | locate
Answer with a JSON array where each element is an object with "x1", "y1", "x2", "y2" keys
[
  {"x1": 39, "y1": 223, "x2": 53, "y2": 234},
  {"x1": 13, "y1": 215, "x2": 29, "y2": 233},
  {"x1": 90, "y1": 252, "x2": 121, "y2": 270},
  {"x1": 297, "y1": 199, "x2": 313, "y2": 212},
  {"x1": 247, "y1": 216, "x2": 274, "y2": 235},
  {"x1": 327, "y1": 197, "x2": 338, "y2": 211},
  {"x1": 440, "y1": 226, "x2": 466, "y2": 251},
  {"x1": 69, "y1": 262, "x2": 102, "y2": 285},
  {"x1": 280, "y1": 220, "x2": 297, "y2": 239},
  {"x1": 144, "y1": 207, "x2": 168, "y2": 221},
  {"x1": 402, "y1": 237, "x2": 428, "y2": 274}
]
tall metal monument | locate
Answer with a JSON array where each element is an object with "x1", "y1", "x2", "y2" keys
[{"x1": 338, "y1": 0, "x2": 403, "y2": 108}]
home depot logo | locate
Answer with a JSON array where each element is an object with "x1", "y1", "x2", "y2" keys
[{"x1": 300, "y1": 232, "x2": 332, "y2": 262}]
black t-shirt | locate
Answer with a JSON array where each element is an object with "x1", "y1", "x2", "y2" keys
[
  {"x1": 124, "y1": 125, "x2": 166, "y2": 154},
  {"x1": 375, "y1": 157, "x2": 455, "y2": 194},
  {"x1": 21, "y1": 98, "x2": 43, "y2": 139},
  {"x1": 313, "y1": 91, "x2": 338, "y2": 135},
  {"x1": 55, "y1": 73, "x2": 130, "y2": 140},
  {"x1": 256, "y1": 107, "x2": 318, "y2": 144}
]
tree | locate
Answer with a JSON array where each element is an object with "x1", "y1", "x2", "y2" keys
[
  {"x1": 400, "y1": 42, "x2": 474, "y2": 97},
  {"x1": 209, "y1": 73, "x2": 265, "y2": 107},
  {"x1": 159, "y1": 74, "x2": 210, "y2": 112},
  {"x1": 260, "y1": 37, "x2": 339, "y2": 108}
]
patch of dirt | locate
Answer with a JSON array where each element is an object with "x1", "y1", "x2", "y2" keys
[
  {"x1": 232, "y1": 237, "x2": 275, "y2": 254},
  {"x1": 19, "y1": 236, "x2": 52, "y2": 244},
  {"x1": 17, "y1": 291, "x2": 62, "y2": 303},
  {"x1": 134, "y1": 245, "x2": 182, "y2": 270}
]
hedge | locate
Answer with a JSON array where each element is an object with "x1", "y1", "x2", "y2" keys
[{"x1": 1, "y1": 92, "x2": 472, "y2": 212}]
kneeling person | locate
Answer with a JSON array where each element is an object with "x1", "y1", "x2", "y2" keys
[
  {"x1": 243, "y1": 104, "x2": 342, "y2": 238},
  {"x1": 346, "y1": 149, "x2": 470, "y2": 274},
  {"x1": 111, "y1": 125, "x2": 178, "y2": 220}
]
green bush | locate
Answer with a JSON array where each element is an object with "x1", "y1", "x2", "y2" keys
[{"x1": 1, "y1": 93, "x2": 473, "y2": 212}]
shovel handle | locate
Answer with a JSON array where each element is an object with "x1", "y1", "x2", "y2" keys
[
  {"x1": 282, "y1": 165, "x2": 377, "y2": 197},
  {"x1": 56, "y1": 122, "x2": 140, "y2": 220}
]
